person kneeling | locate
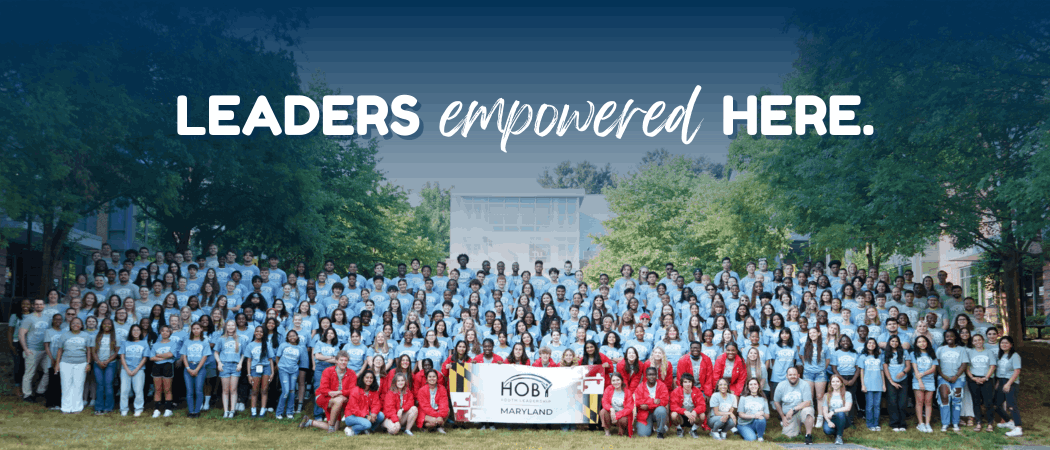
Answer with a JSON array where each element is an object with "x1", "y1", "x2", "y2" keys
[
  {"x1": 821, "y1": 374, "x2": 854, "y2": 445},
  {"x1": 670, "y1": 374, "x2": 706, "y2": 438},
  {"x1": 600, "y1": 372, "x2": 634, "y2": 437},
  {"x1": 634, "y1": 367, "x2": 669, "y2": 438}
]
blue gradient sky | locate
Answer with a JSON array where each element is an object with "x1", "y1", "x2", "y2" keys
[{"x1": 288, "y1": 6, "x2": 799, "y2": 195}]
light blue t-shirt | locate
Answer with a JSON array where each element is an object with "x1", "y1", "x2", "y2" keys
[
  {"x1": 276, "y1": 342, "x2": 308, "y2": 372},
  {"x1": 935, "y1": 345, "x2": 969, "y2": 378},
  {"x1": 770, "y1": 345, "x2": 798, "y2": 383},
  {"x1": 995, "y1": 352, "x2": 1021, "y2": 384},
  {"x1": 773, "y1": 379, "x2": 812, "y2": 412},
  {"x1": 181, "y1": 338, "x2": 210, "y2": 365},
  {"x1": 55, "y1": 331, "x2": 91, "y2": 364},
  {"x1": 967, "y1": 347, "x2": 997, "y2": 378},
  {"x1": 911, "y1": 351, "x2": 938, "y2": 389},
  {"x1": 832, "y1": 350, "x2": 859, "y2": 377},
  {"x1": 884, "y1": 350, "x2": 911, "y2": 383},
  {"x1": 341, "y1": 343, "x2": 369, "y2": 370},
  {"x1": 119, "y1": 340, "x2": 149, "y2": 369},
  {"x1": 148, "y1": 339, "x2": 179, "y2": 364},
  {"x1": 856, "y1": 353, "x2": 884, "y2": 392}
]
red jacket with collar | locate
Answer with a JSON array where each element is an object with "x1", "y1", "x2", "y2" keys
[
  {"x1": 384, "y1": 370, "x2": 415, "y2": 394},
  {"x1": 382, "y1": 389, "x2": 416, "y2": 423},
  {"x1": 344, "y1": 386, "x2": 383, "y2": 419},
  {"x1": 670, "y1": 385, "x2": 708, "y2": 416},
  {"x1": 316, "y1": 367, "x2": 357, "y2": 420},
  {"x1": 712, "y1": 354, "x2": 748, "y2": 396},
  {"x1": 632, "y1": 381, "x2": 670, "y2": 424},
  {"x1": 676, "y1": 354, "x2": 715, "y2": 396},
  {"x1": 470, "y1": 354, "x2": 505, "y2": 364},
  {"x1": 616, "y1": 359, "x2": 644, "y2": 392},
  {"x1": 601, "y1": 385, "x2": 635, "y2": 437},
  {"x1": 640, "y1": 360, "x2": 675, "y2": 391},
  {"x1": 415, "y1": 384, "x2": 450, "y2": 428}
]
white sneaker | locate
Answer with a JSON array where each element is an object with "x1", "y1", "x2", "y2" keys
[
  {"x1": 152, "y1": 410, "x2": 161, "y2": 418},
  {"x1": 134, "y1": 410, "x2": 143, "y2": 417},
  {"x1": 952, "y1": 425, "x2": 960, "y2": 432},
  {"x1": 236, "y1": 403, "x2": 245, "y2": 412},
  {"x1": 816, "y1": 416, "x2": 824, "y2": 427},
  {"x1": 436, "y1": 427, "x2": 446, "y2": 434},
  {"x1": 405, "y1": 430, "x2": 414, "y2": 436},
  {"x1": 267, "y1": 408, "x2": 274, "y2": 413},
  {"x1": 941, "y1": 425, "x2": 948, "y2": 432},
  {"x1": 345, "y1": 427, "x2": 355, "y2": 437},
  {"x1": 997, "y1": 421, "x2": 1014, "y2": 429},
  {"x1": 163, "y1": 410, "x2": 173, "y2": 417},
  {"x1": 875, "y1": 426, "x2": 881, "y2": 431},
  {"x1": 757, "y1": 437, "x2": 763, "y2": 442},
  {"x1": 121, "y1": 411, "x2": 128, "y2": 417},
  {"x1": 1005, "y1": 427, "x2": 1023, "y2": 437},
  {"x1": 720, "y1": 432, "x2": 727, "y2": 440}
]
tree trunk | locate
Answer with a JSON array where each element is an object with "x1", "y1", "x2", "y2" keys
[
  {"x1": 38, "y1": 217, "x2": 71, "y2": 298},
  {"x1": 172, "y1": 228, "x2": 193, "y2": 253},
  {"x1": 1000, "y1": 250, "x2": 1024, "y2": 346}
]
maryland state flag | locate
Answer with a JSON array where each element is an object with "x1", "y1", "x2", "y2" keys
[{"x1": 449, "y1": 362, "x2": 472, "y2": 393}]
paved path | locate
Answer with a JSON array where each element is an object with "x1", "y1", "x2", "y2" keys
[
  {"x1": 778, "y1": 444, "x2": 879, "y2": 450},
  {"x1": 1003, "y1": 446, "x2": 1050, "y2": 450}
]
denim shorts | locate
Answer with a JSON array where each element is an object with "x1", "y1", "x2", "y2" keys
[
  {"x1": 219, "y1": 362, "x2": 240, "y2": 378},
  {"x1": 804, "y1": 371, "x2": 828, "y2": 383},
  {"x1": 249, "y1": 362, "x2": 272, "y2": 377}
]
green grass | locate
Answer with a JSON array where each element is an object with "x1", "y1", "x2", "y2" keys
[{"x1": 1, "y1": 331, "x2": 1047, "y2": 449}]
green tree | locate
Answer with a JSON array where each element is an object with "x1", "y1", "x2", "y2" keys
[
  {"x1": 0, "y1": 42, "x2": 138, "y2": 296},
  {"x1": 731, "y1": 1, "x2": 1050, "y2": 341},
  {"x1": 537, "y1": 160, "x2": 617, "y2": 194},
  {"x1": 413, "y1": 182, "x2": 452, "y2": 257},
  {"x1": 640, "y1": 148, "x2": 728, "y2": 179}
]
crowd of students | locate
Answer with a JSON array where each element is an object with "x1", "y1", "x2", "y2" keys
[{"x1": 9, "y1": 245, "x2": 1027, "y2": 443}]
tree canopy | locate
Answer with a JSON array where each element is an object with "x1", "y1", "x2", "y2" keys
[{"x1": 537, "y1": 160, "x2": 617, "y2": 194}]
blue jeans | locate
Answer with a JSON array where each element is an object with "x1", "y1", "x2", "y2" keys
[
  {"x1": 183, "y1": 367, "x2": 206, "y2": 414},
  {"x1": 276, "y1": 369, "x2": 298, "y2": 416},
  {"x1": 864, "y1": 391, "x2": 883, "y2": 428},
  {"x1": 738, "y1": 419, "x2": 767, "y2": 441},
  {"x1": 345, "y1": 412, "x2": 386, "y2": 433},
  {"x1": 822, "y1": 412, "x2": 851, "y2": 437},
  {"x1": 635, "y1": 406, "x2": 668, "y2": 437},
  {"x1": 92, "y1": 363, "x2": 116, "y2": 412},
  {"x1": 313, "y1": 365, "x2": 330, "y2": 419},
  {"x1": 937, "y1": 377, "x2": 965, "y2": 426}
]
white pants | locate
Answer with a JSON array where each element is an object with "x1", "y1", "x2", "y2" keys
[
  {"x1": 120, "y1": 368, "x2": 146, "y2": 412},
  {"x1": 22, "y1": 350, "x2": 49, "y2": 396},
  {"x1": 60, "y1": 362, "x2": 87, "y2": 413}
]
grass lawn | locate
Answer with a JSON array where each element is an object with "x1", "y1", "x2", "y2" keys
[{"x1": 1, "y1": 329, "x2": 1047, "y2": 449}]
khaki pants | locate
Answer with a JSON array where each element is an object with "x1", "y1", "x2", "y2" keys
[
  {"x1": 781, "y1": 406, "x2": 815, "y2": 437},
  {"x1": 22, "y1": 350, "x2": 49, "y2": 397}
]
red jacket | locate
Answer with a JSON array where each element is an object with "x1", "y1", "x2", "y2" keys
[
  {"x1": 316, "y1": 367, "x2": 357, "y2": 420},
  {"x1": 413, "y1": 370, "x2": 445, "y2": 391},
  {"x1": 382, "y1": 389, "x2": 416, "y2": 423},
  {"x1": 676, "y1": 354, "x2": 715, "y2": 396},
  {"x1": 640, "y1": 360, "x2": 675, "y2": 391},
  {"x1": 615, "y1": 360, "x2": 644, "y2": 392},
  {"x1": 441, "y1": 356, "x2": 469, "y2": 382},
  {"x1": 712, "y1": 354, "x2": 748, "y2": 396},
  {"x1": 531, "y1": 357, "x2": 558, "y2": 368},
  {"x1": 344, "y1": 386, "x2": 383, "y2": 419},
  {"x1": 632, "y1": 381, "x2": 669, "y2": 424},
  {"x1": 470, "y1": 354, "x2": 505, "y2": 364},
  {"x1": 601, "y1": 385, "x2": 635, "y2": 437},
  {"x1": 415, "y1": 384, "x2": 450, "y2": 428},
  {"x1": 670, "y1": 385, "x2": 708, "y2": 416}
]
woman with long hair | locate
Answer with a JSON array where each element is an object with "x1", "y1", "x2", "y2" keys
[
  {"x1": 181, "y1": 322, "x2": 210, "y2": 418},
  {"x1": 966, "y1": 333, "x2": 997, "y2": 432},
  {"x1": 118, "y1": 324, "x2": 149, "y2": 416},
  {"x1": 994, "y1": 336, "x2": 1023, "y2": 437},
  {"x1": 416, "y1": 369, "x2": 449, "y2": 434},
  {"x1": 707, "y1": 378, "x2": 737, "y2": 440},
  {"x1": 911, "y1": 335, "x2": 939, "y2": 433},
  {"x1": 244, "y1": 325, "x2": 274, "y2": 418},
  {"x1": 600, "y1": 371, "x2": 635, "y2": 437},
  {"x1": 382, "y1": 372, "x2": 418, "y2": 435},
  {"x1": 89, "y1": 318, "x2": 119, "y2": 415},
  {"x1": 820, "y1": 374, "x2": 854, "y2": 445},
  {"x1": 275, "y1": 329, "x2": 307, "y2": 419},
  {"x1": 343, "y1": 370, "x2": 384, "y2": 436},
  {"x1": 857, "y1": 338, "x2": 884, "y2": 431},
  {"x1": 744, "y1": 346, "x2": 768, "y2": 396},
  {"x1": 643, "y1": 346, "x2": 675, "y2": 391},
  {"x1": 882, "y1": 335, "x2": 911, "y2": 432},
  {"x1": 505, "y1": 342, "x2": 530, "y2": 366},
  {"x1": 737, "y1": 377, "x2": 770, "y2": 441}
]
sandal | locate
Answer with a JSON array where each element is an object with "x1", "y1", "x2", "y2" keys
[
  {"x1": 966, "y1": 418, "x2": 974, "y2": 427},
  {"x1": 984, "y1": 425, "x2": 994, "y2": 432},
  {"x1": 973, "y1": 424, "x2": 982, "y2": 432}
]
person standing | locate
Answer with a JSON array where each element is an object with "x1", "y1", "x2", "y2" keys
[
  {"x1": 118, "y1": 325, "x2": 149, "y2": 416},
  {"x1": 965, "y1": 333, "x2": 997, "y2": 432},
  {"x1": 994, "y1": 336, "x2": 1023, "y2": 437},
  {"x1": 54, "y1": 317, "x2": 92, "y2": 414},
  {"x1": 181, "y1": 323, "x2": 210, "y2": 418},
  {"x1": 88, "y1": 318, "x2": 119, "y2": 415},
  {"x1": 19, "y1": 299, "x2": 50, "y2": 402},
  {"x1": 148, "y1": 326, "x2": 178, "y2": 418},
  {"x1": 856, "y1": 338, "x2": 885, "y2": 431}
]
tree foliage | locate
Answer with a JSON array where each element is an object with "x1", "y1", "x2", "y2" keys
[
  {"x1": 639, "y1": 148, "x2": 728, "y2": 179},
  {"x1": 584, "y1": 157, "x2": 789, "y2": 282},
  {"x1": 537, "y1": 160, "x2": 617, "y2": 194},
  {"x1": 731, "y1": 1, "x2": 1050, "y2": 341},
  {"x1": 413, "y1": 182, "x2": 452, "y2": 257}
]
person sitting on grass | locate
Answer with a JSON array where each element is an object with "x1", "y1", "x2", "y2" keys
[{"x1": 300, "y1": 351, "x2": 356, "y2": 433}]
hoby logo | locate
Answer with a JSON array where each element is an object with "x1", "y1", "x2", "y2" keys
[{"x1": 501, "y1": 374, "x2": 552, "y2": 398}]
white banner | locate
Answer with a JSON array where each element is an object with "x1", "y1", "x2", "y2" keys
[{"x1": 448, "y1": 363, "x2": 606, "y2": 424}]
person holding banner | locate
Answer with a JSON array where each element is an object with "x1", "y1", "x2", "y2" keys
[
  {"x1": 532, "y1": 346, "x2": 558, "y2": 367},
  {"x1": 670, "y1": 373, "x2": 707, "y2": 438},
  {"x1": 601, "y1": 372, "x2": 634, "y2": 437},
  {"x1": 415, "y1": 369, "x2": 448, "y2": 434},
  {"x1": 504, "y1": 343, "x2": 530, "y2": 366},
  {"x1": 634, "y1": 367, "x2": 670, "y2": 438}
]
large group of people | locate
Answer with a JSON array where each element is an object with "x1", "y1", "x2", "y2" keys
[{"x1": 9, "y1": 244, "x2": 1027, "y2": 443}]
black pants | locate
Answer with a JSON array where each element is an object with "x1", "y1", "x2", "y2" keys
[
  {"x1": 994, "y1": 379, "x2": 1021, "y2": 427},
  {"x1": 967, "y1": 378, "x2": 995, "y2": 425},
  {"x1": 886, "y1": 380, "x2": 908, "y2": 428},
  {"x1": 44, "y1": 367, "x2": 62, "y2": 407},
  {"x1": 846, "y1": 378, "x2": 863, "y2": 418},
  {"x1": 237, "y1": 364, "x2": 250, "y2": 404},
  {"x1": 11, "y1": 348, "x2": 25, "y2": 389}
]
